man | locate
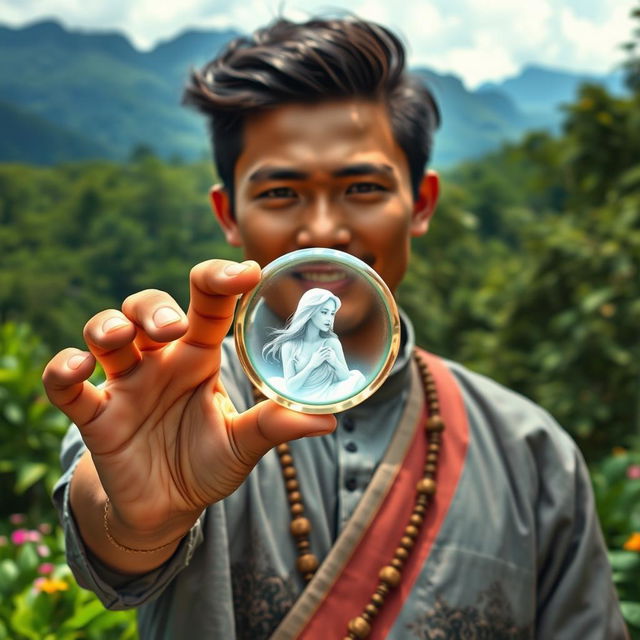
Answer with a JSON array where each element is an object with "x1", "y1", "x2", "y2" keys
[{"x1": 44, "y1": 16, "x2": 626, "y2": 639}]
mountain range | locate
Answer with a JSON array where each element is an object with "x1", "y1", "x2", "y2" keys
[{"x1": 0, "y1": 20, "x2": 625, "y2": 168}]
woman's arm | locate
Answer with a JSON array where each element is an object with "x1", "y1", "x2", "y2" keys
[
  {"x1": 282, "y1": 341, "x2": 329, "y2": 392},
  {"x1": 325, "y1": 337, "x2": 350, "y2": 380}
]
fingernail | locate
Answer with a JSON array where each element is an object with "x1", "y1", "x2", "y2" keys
[
  {"x1": 224, "y1": 262, "x2": 250, "y2": 276},
  {"x1": 67, "y1": 354, "x2": 90, "y2": 370},
  {"x1": 102, "y1": 317, "x2": 128, "y2": 333},
  {"x1": 153, "y1": 307, "x2": 181, "y2": 327}
]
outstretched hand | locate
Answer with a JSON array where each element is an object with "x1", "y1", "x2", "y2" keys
[{"x1": 42, "y1": 259, "x2": 336, "y2": 553}]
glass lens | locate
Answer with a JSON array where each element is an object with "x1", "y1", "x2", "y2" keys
[{"x1": 235, "y1": 248, "x2": 400, "y2": 414}]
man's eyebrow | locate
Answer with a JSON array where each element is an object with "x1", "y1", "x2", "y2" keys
[
  {"x1": 248, "y1": 167, "x2": 309, "y2": 182},
  {"x1": 332, "y1": 163, "x2": 394, "y2": 178},
  {"x1": 247, "y1": 163, "x2": 394, "y2": 183}
]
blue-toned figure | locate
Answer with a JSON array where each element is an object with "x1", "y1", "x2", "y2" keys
[{"x1": 263, "y1": 288, "x2": 365, "y2": 402}]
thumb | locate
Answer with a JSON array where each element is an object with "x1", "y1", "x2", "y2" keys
[{"x1": 230, "y1": 400, "x2": 336, "y2": 463}]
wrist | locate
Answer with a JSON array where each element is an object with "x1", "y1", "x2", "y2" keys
[{"x1": 103, "y1": 498, "x2": 202, "y2": 554}]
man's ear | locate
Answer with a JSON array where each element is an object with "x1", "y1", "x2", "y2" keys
[
  {"x1": 410, "y1": 170, "x2": 439, "y2": 237},
  {"x1": 209, "y1": 185, "x2": 242, "y2": 247}
]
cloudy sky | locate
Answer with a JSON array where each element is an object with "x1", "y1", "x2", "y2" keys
[{"x1": 1, "y1": 0, "x2": 635, "y2": 87}]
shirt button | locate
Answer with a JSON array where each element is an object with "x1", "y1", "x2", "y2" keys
[
  {"x1": 345, "y1": 477, "x2": 358, "y2": 491},
  {"x1": 345, "y1": 441, "x2": 358, "y2": 453},
  {"x1": 343, "y1": 416, "x2": 355, "y2": 432}
]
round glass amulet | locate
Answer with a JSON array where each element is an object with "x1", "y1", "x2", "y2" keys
[{"x1": 234, "y1": 248, "x2": 401, "y2": 414}]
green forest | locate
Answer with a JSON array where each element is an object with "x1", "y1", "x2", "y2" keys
[{"x1": 1, "y1": 9, "x2": 640, "y2": 638}]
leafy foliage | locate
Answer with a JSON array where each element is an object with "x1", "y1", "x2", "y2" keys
[
  {"x1": 0, "y1": 323, "x2": 69, "y2": 517},
  {"x1": 0, "y1": 155, "x2": 240, "y2": 352},
  {"x1": 592, "y1": 448, "x2": 640, "y2": 637},
  {"x1": 0, "y1": 514, "x2": 136, "y2": 639}
]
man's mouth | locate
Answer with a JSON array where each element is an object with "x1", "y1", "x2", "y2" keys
[{"x1": 296, "y1": 269, "x2": 348, "y2": 283}]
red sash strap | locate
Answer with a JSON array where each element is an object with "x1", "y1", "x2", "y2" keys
[{"x1": 295, "y1": 350, "x2": 469, "y2": 639}]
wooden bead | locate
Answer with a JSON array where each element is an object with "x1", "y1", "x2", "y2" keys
[
  {"x1": 279, "y1": 454, "x2": 293, "y2": 466},
  {"x1": 288, "y1": 491, "x2": 302, "y2": 504},
  {"x1": 413, "y1": 504, "x2": 426, "y2": 515},
  {"x1": 379, "y1": 566, "x2": 401, "y2": 587},
  {"x1": 417, "y1": 494, "x2": 429, "y2": 506},
  {"x1": 410, "y1": 513, "x2": 423, "y2": 526},
  {"x1": 427, "y1": 453, "x2": 438, "y2": 463},
  {"x1": 365, "y1": 604, "x2": 379, "y2": 617},
  {"x1": 286, "y1": 479, "x2": 299, "y2": 491},
  {"x1": 297, "y1": 539, "x2": 310, "y2": 551},
  {"x1": 428, "y1": 443, "x2": 440, "y2": 454},
  {"x1": 276, "y1": 444, "x2": 289, "y2": 454},
  {"x1": 348, "y1": 617, "x2": 371, "y2": 638},
  {"x1": 400, "y1": 536, "x2": 414, "y2": 549},
  {"x1": 290, "y1": 503, "x2": 304, "y2": 516},
  {"x1": 394, "y1": 547, "x2": 409, "y2": 560},
  {"x1": 371, "y1": 593, "x2": 385, "y2": 606},
  {"x1": 376, "y1": 583, "x2": 389, "y2": 596},
  {"x1": 391, "y1": 558, "x2": 403, "y2": 569},
  {"x1": 290, "y1": 517, "x2": 311, "y2": 537},
  {"x1": 405, "y1": 525, "x2": 419, "y2": 538},
  {"x1": 417, "y1": 478, "x2": 436, "y2": 495},
  {"x1": 283, "y1": 466, "x2": 297, "y2": 479},
  {"x1": 424, "y1": 463, "x2": 436, "y2": 474},
  {"x1": 296, "y1": 553, "x2": 319, "y2": 574}
]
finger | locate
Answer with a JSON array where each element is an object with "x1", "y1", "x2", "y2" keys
[
  {"x1": 42, "y1": 348, "x2": 105, "y2": 427},
  {"x1": 83, "y1": 310, "x2": 141, "y2": 379},
  {"x1": 132, "y1": 327, "x2": 169, "y2": 352},
  {"x1": 121, "y1": 289, "x2": 188, "y2": 349},
  {"x1": 224, "y1": 398, "x2": 336, "y2": 465},
  {"x1": 183, "y1": 260, "x2": 260, "y2": 349}
]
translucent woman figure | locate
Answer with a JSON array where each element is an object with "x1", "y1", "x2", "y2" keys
[{"x1": 262, "y1": 288, "x2": 366, "y2": 402}]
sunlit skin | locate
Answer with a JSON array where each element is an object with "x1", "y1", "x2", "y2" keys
[{"x1": 212, "y1": 99, "x2": 439, "y2": 353}]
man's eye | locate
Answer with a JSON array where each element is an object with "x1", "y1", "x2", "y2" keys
[
  {"x1": 347, "y1": 182, "x2": 386, "y2": 194},
  {"x1": 258, "y1": 187, "x2": 296, "y2": 199}
]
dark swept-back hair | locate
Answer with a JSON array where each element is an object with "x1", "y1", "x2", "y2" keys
[{"x1": 182, "y1": 16, "x2": 440, "y2": 212}]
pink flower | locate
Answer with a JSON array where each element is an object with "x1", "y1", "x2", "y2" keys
[
  {"x1": 24, "y1": 530, "x2": 41, "y2": 543},
  {"x1": 627, "y1": 465, "x2": 640, "y2": 480},
  {"x1": 33, "y1": 577, "x2": 46, "y2": 590},
  {"x1": 9, "y1": 514, "x2": 25, "y2": 525},
  {"x1": 11, "y1": 529, "x2": 29, "y2": 545},
  {"x1": 38, "y1": 523, "x2": 52, "y2": 535},
  {"x1": 10, "y1": 529, "x2": 42, "y2": 545},
  {"x1": 38, "y1": 563, "x2": 55, "y2": 575},
  {"x1": 37, "y1": 544, "x2": 51, "y2": 558}
]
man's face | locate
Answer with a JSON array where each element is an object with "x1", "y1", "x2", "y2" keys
[{"x1": 212, "y1": 99, "x2": 438, "y2": 333}]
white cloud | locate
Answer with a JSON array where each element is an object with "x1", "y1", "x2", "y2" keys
[
  {"x1": 0, "y1": 0, "x2": 636, "y2": 85},
  {"x1": 557, "y1": 3, "x2": 634, "y2": 71}
]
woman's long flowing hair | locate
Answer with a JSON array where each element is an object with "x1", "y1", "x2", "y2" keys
[{"x1": 262, "y1": 288, "x2": 341, "y2": 363}]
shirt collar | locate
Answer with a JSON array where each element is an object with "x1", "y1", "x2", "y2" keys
[{"x1": 347, "y1": 308, "x2": 414, "y2": 409}]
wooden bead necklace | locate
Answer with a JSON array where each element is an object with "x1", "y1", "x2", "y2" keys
[{"x1": 255, "y1": 348, "x2": 444, "y2": 639}]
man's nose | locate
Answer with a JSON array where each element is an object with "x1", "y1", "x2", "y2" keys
[{"x1": 296, "y1": 198, "x2": 351, "y2": 248}]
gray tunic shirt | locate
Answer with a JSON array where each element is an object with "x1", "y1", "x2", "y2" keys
[{"x1": 53, "y1": 317, "x2": 626, "y2": 639}]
